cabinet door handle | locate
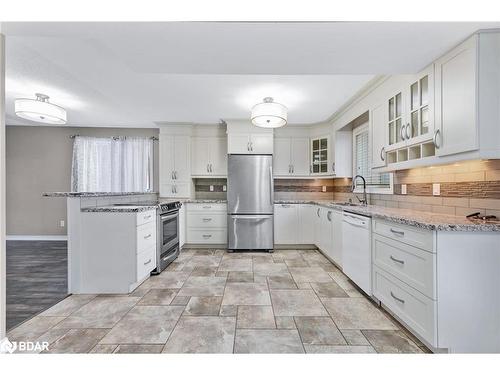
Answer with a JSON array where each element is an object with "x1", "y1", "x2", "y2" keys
[
  {"x1": 317, "y1": 208, "x2": 320, "y2": 217},
  {"x1": 144, "y1": 259, "x2": 152, "y2": 265},
  {"x1": 144, "y1": 234, "x2": 152, "y2": 239},
  {"x1": 210, "y1": 164, "x2": 213, "y2": 173},
  {"x1": 207, "y1": 164, "x2": 210, "y2": 172},
  {"x1": 171, "y1": 185, "x2": 174, "y2": 194},
  {"x1": 390, "y1": 255, "x2": 405, "y2": 265},
  {"x1": 400, "y1": 125, "x2": 406, "y2": 141},
  {"x1": 143, "y1": 215, "x2": 151, "y2": 220},
  {"x1": 247, "y1": 142, "x2": 250, "y2": 152},
  {"x1": 390, "y1": 228, "x2": 405, "y2": 236},
  {"x1": 433, "y1": 129, "x2": 441, "y2": 149},
  {"x1": 380, "y1": 147, "x2": 385, "y2": 161},
  {"x1": 327, "y1": 211, "x2": 332, "y2": 222},
  {"x1": 174, "y1": 185, "x2": 178, "y2": 194},
  {"x1": 281, "y1": 204, "x2": 291, "y2": 208},
  {"x1": 203, "y1": 206, "x2": 212, "y2": 209},
  {"x1": 406, "y1": 123, "x2": 411, "y2": 139},
  {"x1": 171, "y1": 171, "x2": 174, "y2": 180},
  {"x1": 202, "y1": 234, "x2": 212, "y2": 238},
  {"x1": 390, "y1": 291, "x2": 405, "y2": 304},
  {"x1": 202, "y1": 218, "x2": 212, "y2": 222},
  {"x1": 292, "y1": 165, "x2": 294, "y2": 174}
]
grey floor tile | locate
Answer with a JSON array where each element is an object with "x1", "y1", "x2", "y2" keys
[
  {"x1": 8, "y1": 316, "x2": 65, "y2": 342},
  {"x1": 177, "y1": 276, "x2": 226, "y2": 297},
  {"x1": 237, "y1": 306, "x2": 276, "y2": 329},
  {"x1": 219, "y1": 305, "x2": 238, "y2": 317},
  {"x1": 100, "y1": 305, "x2": 184, "y2": 344},
  {"x1": 227, "y1": 271, "x2": 254, "y2": 283},
  {"x1": 267, "y1": 275, "x2": 298, "y2": 289},
  {"x1": 222, "y1": 282, "x2": 271, "y2": 306},
  {"x1": 184, "y1": 296, "x2": 223, "y2": 316},
  {"x1": 322, "y1": 298, "x2": 397, "y2": 330},
  {"x1": 170, "y1": 296, "x2": 191, "y2": 306},
  {"x1": 184, "y1": 255, "x2": 222, "y2": 268},
  {"x1": 190, "y1": 266, "x2": 218, "y2": 276},
  {"x1": 56, "y1": 296, "x2": 140, "y2": 329},
  {"x1": 297, "y1": 282, "x2": 313, "y2": 289},
  {"x1": 275, "y1": 316, "x2": 296, "y2": 329},
  {"x1": 328, "y1": 270, "x2": 364, "y2": 297},
  {"x1": 162, "y1": 316, "x2": 236, "y2": 353},
  {"x1": 215, "y1": 271, "x2": 229, "y2": 278},
  {"x1": 304, "y1": 344, "x2": 376, "y2": 353},
  {"x1": 284, "y1": 259, "x2": 310, "y2": 267},
  {"x1": 341, "y1": 329, "x2": 370, "y2": 346},
  {"x1": 234, "y1": 329, "x2": 304, "y2": 353},
  {"x1": 310, "y1": 282, "x2": 349, "y2": 298},
  {"x1": 218, "y1": 258, "x2": 252, "y2": 272},
  {"x1": 361, "y1": 330, "x2": 423, "y2": 353},
  {"x1": 294, "y1": 317, "x2": 347, "y2": 345},
  {"x1": 253, "y1": 262, "x2": 290, "y2": 277},
  {"x1": 270, "y1": 290, "x2": 328, "y2": 317},
  {"x1": 114, "y1": 344, "x2": 164, "y2": 353},
  {"x1": 47, "y1": 328, "x2": 109, "y2": 353},
  {"x1": 39, "y1": 295, "x2": 97, "y2": 317},
  {"x1": 90, "y1": 344, "x2": 118, "y2": 353},
  {"x1": 144, "y1": 271, "x2": 191, "y2": 289},
  {"x1": 137, "y1": 289, "x2": 178, "y2": 305},
  {"x1": 289, "y1": 267, "x2": 332, "y2": 283}
]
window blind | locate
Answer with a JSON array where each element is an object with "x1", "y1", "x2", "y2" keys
[{"x1": 355, "y1": 130, "x2": 390, "y2": 186}]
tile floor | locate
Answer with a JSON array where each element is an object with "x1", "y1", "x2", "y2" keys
[{"x1": 7, "y1": 249, "x2": 430, "y2": 354}]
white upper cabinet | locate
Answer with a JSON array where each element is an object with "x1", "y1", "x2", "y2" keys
[
  {"x1": 227, "y1": 133, "x2": 273, "y2": 154},
  {"x1": 371, "y1": 101, "x2": 389, "y2": 169},
  {"x1": 385, "y1": 90, "x2": 406, "y2": 152},
  {"x1": 310, "y1": 135, "x2": 331, "y2": 175},
  {"x1": 435, "y1": 35, "x2": 478, "y2": 157},
  {"x1": 159, "y1": 134, "x2": 191, "y2": 197},
  {"x1": 273, "y1": 137, "x2": 310, "y2": 176},
  {"x1": 331, "y1": 130, "x2": 353, "y2": 177},
  {"x1": 191, "y1": 137, "x2": 227, "y2": 177}
]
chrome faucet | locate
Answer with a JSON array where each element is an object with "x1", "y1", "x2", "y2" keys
[{"x1": 351, "y1": 175, "x2": 368, "y2": 206}]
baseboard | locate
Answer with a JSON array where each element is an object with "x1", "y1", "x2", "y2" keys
[
  {"x1": 273, "y1": 244, "x2": 317, "y2": 250},
  {"x1": 6, "y1": 235, "x2": 68, "y2": 241}
]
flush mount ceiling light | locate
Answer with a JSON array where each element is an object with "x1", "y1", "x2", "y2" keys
[
  {"x1": 251, "y1": 97, "x2": 287, "y2": 128},
  {"x1": 15, "y1": 93, "x2": 67, "y2": 125}
]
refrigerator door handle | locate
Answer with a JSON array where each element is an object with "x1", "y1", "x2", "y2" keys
[
  {"x1": 232, "y1": 215, "x2": 268, "y2": 220},
  {"x1": 269, "y1": 165, "x2": 274, "y2": 205}
]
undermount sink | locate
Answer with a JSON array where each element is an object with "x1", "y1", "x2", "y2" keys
[{"x1": 335, "y1": 202, "x2": 360, "y2": 207}]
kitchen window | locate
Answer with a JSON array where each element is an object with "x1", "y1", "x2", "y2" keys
[
  {"x1": 353, "y1": 124, "x2": 393, "y2": 194},
  {"x1": 71, "y1": 136, "x2": 153, "y2": 192}
]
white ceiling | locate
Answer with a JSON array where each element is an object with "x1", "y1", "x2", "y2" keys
[{"x1": 3, "y1": 22, "x2": 500, "y2": 127}]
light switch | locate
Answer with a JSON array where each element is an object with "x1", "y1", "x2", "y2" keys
[
  {"x1": 322, "y1": 186, "x2": 327, "y2": 192},
  {"x1": 433, "y1": 183, "x2": 441, "y2": 196},
  {"x1": 209, "y1": 185, "x2": 214, "y2": 192},
  {"x1": 222, "y1": 185, "x2": 227, "y2": 192},
  {"x1": 401, "y1": 184, "x2": 407, "y2": 195}
]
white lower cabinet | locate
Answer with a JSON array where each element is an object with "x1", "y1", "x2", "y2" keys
[
  {"x1": 298, "y1": 204, "x2": 315, "y2": 244},
  {"x1": 186, "y1": 203, "x2": 227, "y2": 244},
  {"x1": 330, "y1": 210, "x2": 343, "y2": 267}
]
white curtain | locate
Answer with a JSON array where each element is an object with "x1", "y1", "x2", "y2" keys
[{"x1": 71, "y1": 136, "x2": 153, "y2": 192}]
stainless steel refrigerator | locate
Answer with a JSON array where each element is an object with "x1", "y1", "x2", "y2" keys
[{"x1": 227, "y1": 154, "x2": 274, "y2": 252}]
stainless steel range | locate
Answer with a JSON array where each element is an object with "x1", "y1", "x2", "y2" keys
[{"x1": 154, "y1": 201, "x2": 182, "y2": 274}]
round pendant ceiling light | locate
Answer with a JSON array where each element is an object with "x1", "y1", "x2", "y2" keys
[
  {"x1": 15, "y1": 93, "x2": 67, "y2": 125},
  {"x1": 251, "y1": 97, "x2": 287, "y2": 128}
]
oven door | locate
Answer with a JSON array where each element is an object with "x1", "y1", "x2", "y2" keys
[{"x1": 160, "y1": 211, "x2": 179, "y2": 251}]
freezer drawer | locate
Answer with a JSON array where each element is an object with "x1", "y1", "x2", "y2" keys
[{"x1": 228, "y1": 214, "x2": 274, "y2": 250}]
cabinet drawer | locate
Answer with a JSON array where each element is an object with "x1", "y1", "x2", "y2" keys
[
  {"x1": 137, "y1": 246, "x2": 156, "y2": 281},
  {"x1": 136, "y1": 210, "x2": 156, "y2": 226},
  {"x1": 373, "y1": 234, "x2": 436, "y2": 299},
  {"x1": 186, "y1": 203, "x2": 227, "y2": 212},
  {"x1": 186, "y1": 229, "x2": 227, "y2": 244},
  {"x1": 373, "y1": 220, "x2": 434, "y2": 252},
  {"x1": 137, "y1": 222, "x2": 156, "y2": 253},
  {"x1": 373, "y1": 266, "x2": 436, "y2": 346},
  {"x1": 187, "y1": 212, "x2": 226, "y2": 228}
]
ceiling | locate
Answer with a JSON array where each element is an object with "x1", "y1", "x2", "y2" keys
[{"x1": 3, "y1": 22, "x2": 500, "y2": 127}]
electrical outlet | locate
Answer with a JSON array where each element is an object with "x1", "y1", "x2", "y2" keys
[
  {"x1": 59, "y1": 220, "x2": 65, "y2": 228},
  {"x1": 401, "y1": 184, "x2": 407, "y2": 195},
  {"x1": 322, "y1": 186, "x2": 327, "y2": 193},
  {"x1": 433, "y1": 183, "x2": 441, "y2": 196},
  {"x1": 222, "y1": 185, "x2": 227, "y2": 192},
  {"x1": 209, "y1": 185, "x2": 214, "y2": 192}
]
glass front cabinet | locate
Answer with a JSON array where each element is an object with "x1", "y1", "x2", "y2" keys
[
  {"x1": 310, "y1": 136, "x2": 330, "y2": 175},
  {"x1": 382, "y1": 66, "x2": 436, "y2": 167}
]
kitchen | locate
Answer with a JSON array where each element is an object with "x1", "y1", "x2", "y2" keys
[{"x1": 1, "y1": 21, "x2": 500, "y2": 357}]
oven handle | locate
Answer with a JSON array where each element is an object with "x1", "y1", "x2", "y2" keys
[{"x1": 160, "y1": 212, "x2": 178, "y2": 221}]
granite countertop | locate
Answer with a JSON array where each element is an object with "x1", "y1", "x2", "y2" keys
[
  {"x1": 43, "y1": 192, "x2": 157, "y2": 197},
  {"x1": 81, "y1": 205, "x2": 158, "y2": 213},
  {"x1": 160, "y1": 199, "x2": 228, "y2": 204},
  {"x1": 274, "y1": 200, "x2": 500, "y2": 232}
]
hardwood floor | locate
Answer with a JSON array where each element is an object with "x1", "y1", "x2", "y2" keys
[{"x1": 6, "y1": 240, "x2": 68, "y2": 331}]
